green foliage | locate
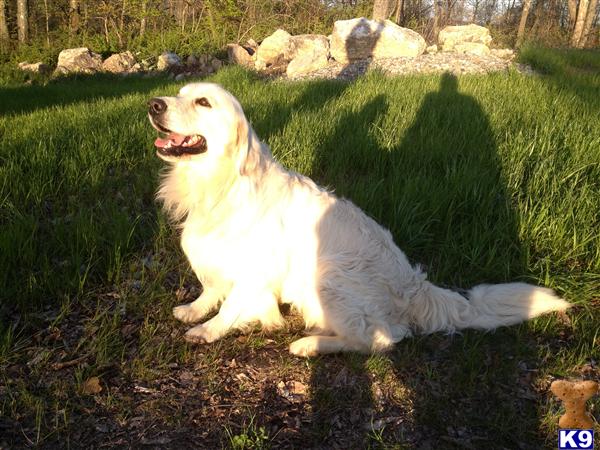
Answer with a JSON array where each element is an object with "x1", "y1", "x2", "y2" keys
[
  {"x1": 102, "y1": 29, "x2": 226, "y2": 64},
  {"x1": 0, "y1": 64, "x2": 42, "y2": 85},
  {"x1": 0, "y1": 0, "x2": 372, "y2": 70},
  {"x1": 488, "y1": 24, "x2": 517, "y2": 48},
  {"x1": 1, "y1": 40, "x2": 57, "y2": 66},
  {"x1": 225, "y1": 414, "x2": 270, "y2": 450}
]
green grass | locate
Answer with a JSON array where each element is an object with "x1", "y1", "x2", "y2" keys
[
  {"x1": 1, "y1": 47, "x2": 599, "y2": 448},
  {"x1": 519, "y1": 45, "x2": 600, "y2": 108}
]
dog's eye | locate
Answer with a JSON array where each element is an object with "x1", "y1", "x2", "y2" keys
[{"x1": 195, "y1": 97, "x2": 211, "y2": 108}]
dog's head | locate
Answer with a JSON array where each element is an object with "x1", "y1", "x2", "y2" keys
[{"x1": 148, "y1": 83, "x2": 250, "y2": 167}]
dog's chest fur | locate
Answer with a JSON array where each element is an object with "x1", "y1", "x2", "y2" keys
[
  {"x1": 176, "y1": 166, "x2": 336, "y2": 323},
  {"x1": 180, "y1": 203, "x2": 288, "y2": 288}
]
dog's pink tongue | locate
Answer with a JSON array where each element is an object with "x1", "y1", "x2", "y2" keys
[
  {"x1": 154, "y1": 137, "x2": 169, "y2": 148},
  {"x1": 154, "y1": 133, "x2": 186, "y2": 148}
]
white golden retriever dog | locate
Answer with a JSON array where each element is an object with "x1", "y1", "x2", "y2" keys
[{"x1": 148, "y1": 82, "x2": 570, "y2": 357}]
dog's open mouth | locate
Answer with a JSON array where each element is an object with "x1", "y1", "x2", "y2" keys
[{"x1": 154, "y1": 131, "x2": 207, "y2": 157}]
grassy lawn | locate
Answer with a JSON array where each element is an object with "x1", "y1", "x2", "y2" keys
[{"x1": 1, "y1": 47, "x2": 599, "y2": 448}]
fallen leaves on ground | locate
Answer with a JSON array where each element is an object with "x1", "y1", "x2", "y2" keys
[{"x1": 82, "y1": 377, "x2": 102, "y2": 395}]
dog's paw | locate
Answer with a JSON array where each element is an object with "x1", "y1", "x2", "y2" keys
[
  {"x1": 173, "y1": 304, "x2": 204, "y2": 323},
  {"x1": 184, "y1": 324, "x2": 221, "y2": 344},
  {"x1": 289, "y1": 337, "x2": 319, "y2": 357}
]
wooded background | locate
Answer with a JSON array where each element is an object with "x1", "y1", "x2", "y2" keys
[{"x1": 0, "y1": 0, "x2": 597, "y2": 63}]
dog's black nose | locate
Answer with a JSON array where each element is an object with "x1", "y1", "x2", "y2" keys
[{"x1": 148, "y1": 98, "x2": 167, "y2": 115}]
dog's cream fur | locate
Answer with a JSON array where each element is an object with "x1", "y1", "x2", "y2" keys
[{"x1": 150, "y1": 82, "x2": 571, "y2": 356}]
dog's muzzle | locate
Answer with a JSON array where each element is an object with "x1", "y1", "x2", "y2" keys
[{"x1": 148, "y1": 97, "x2": 208, "y2": 157}]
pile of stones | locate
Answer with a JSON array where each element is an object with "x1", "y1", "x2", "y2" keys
[{"x1": 227, "y1": 19, "x2": 518, "y2": 79}]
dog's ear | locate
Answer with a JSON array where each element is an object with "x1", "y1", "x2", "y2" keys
[{"x1": 234, "y1": 115, "x2": 262, "y2": 177}]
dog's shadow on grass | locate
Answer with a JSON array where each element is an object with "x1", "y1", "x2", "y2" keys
[{"x1": 280, "y1": 74, "x2": 547, "y2": 448}]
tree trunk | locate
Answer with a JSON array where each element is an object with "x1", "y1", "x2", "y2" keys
[
  {"x1": 393, "y1": 0, "x2": 405, "y2": 24},
  {"x1": 433, "y1": 0, "x2": 441, "y2": 39},
  {"x1": 43, "y1": 0, "x2": 50, "y2": 46},
  {"x1": 205, "y1": 0, "x2": 218, "y2": 42},
  {"x1": 70, "y1": 0, "x2": 80, "y2": 33},
  {"x1": 174, "y1": 0, "x2": 185, "y2": 26},
  {"x1": 110, "y1": 16, "x2": 124, "y2": 47},
  {"x1": 82, "y1": 0, "x2": 89, "y2": 40},
  {"x1": 103, "y1": 16, "x2": 109, "y2": 44},
  {"x1": 140, "y1": 0, "x2": 147, "y2": 36},
  {"x1": 504, "y1": 0, "x2": 517, "y2": 25},
  {"x1": 579, "y1": 0, "x2": 599, "y2": 46},
  {"x1": 120, "y1": 0, "x2": 127, "y2": 34},
  {"x1": 472, "y1": 0, "x2": 480, "y2": 22},
  {"x1": 545, "y1": 0, "x2": 560, "y2": 32},
  {"x1": 516, "y1": 0, "x2": 533, "y2": 46},
  {"x1": 17, "y1": 0, "x2": 29, "y2": 43},
  {"x1": 531, "y1": 0, "x2": 545, "y2": 33},
  {"x1": 0, "y1": 0, "x2": 9, "y2": 42},
  {"x1": 567, "y1": 0, "x2": 578, "y2": 29},
  {"x1": 571, "y1": 0, "x2": 589, "y2": 46},
  {"x1": 373, "y1": 0, "x2": 392, "y2": 20},
  {"x1": 179, "y1": 1, "x2": 188, "y2": 32}
]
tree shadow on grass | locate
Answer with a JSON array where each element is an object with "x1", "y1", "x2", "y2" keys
[
  {"x1": 0, "y1": 96, "x2": 162, "y2": 315},
  {"x1": 0, "y1": 73, "x2": 174, "y2": 116},
  {"x1": 290, "y1": 73, "x2": 549, "y2": 448}
]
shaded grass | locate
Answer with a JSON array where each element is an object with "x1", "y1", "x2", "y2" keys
[
  {"x1": 519, "y1": 45, "x2": 600, "y2": 108},
  {"x1": 520, "y1": 45, "x2": 600, "y2": 74},
  {"x1": 0, "y1": 76, "x2": 174, "y2": 310},
  {"x1": 0, "y1": 72, "x2": 173, "y2": 116},
  {"x1": 0, "y1": 49, "x2": 599, "y2": 448}
]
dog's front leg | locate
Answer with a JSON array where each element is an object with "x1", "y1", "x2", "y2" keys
[
  {"x1": 173, "y1": 286, "x2": 224, "y2": 323},
  {"x1": 184, "y1": 286, "x2": 283, "y2": 344}
]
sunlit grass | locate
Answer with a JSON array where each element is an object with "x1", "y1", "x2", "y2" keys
[{"x1": 0, "y1": 48, "x2": 598, "y2": 447}]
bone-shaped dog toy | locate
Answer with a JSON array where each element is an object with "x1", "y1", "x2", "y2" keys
[{"x1": 551, "y1": 380, "x2": 598, "y2": 429}]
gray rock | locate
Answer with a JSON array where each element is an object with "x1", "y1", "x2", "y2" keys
[
  {"x1": 438, "y1": 24, "x2": 492, "y2": 52},
  {"x1": 290, "y1": 52, "x2": 517, "y2": 81},
  {"x1": 186, "y1": 55, "x2": 199, "y2": 66},
  {"x1": 426, "y1": 44, "x2": 438, "y2": 54},
  {"x1": 490, "y1": 48, "x2": 515, "y2": 59},
  {"x1": 198, "y1": 54, "x2": 210, "y2": 66},
  {"x1": 255, "y1": 29, "x2": 292, "y2": 68},
  {"x1": 287, "y1": 50, "x2": 328, "y2": 78},
  {"x1": 227, "y1": 44, "x2": 254, "y2": 67},
  {"x1": 157, "y1": 52, "x2": 182, "y2": 71},
  {"x1": 453, "y1": 42, "x2": 490, "y2": 56},
  {"x1": 246, "y1": 38, "x2": 258, "y2": 51},
  {"x1": 18, "y1": 61, "x2": 51, "y2": 74},
  {"x1": 102, "y1": 51, "x2": 137, "y2": 73},
  {"x1": 286, "y1": 35, "x2": 330, "y2": 78},
  {"x1": 211, "y1": 58, "x2": 223, "y2": 71},
  {"x1": 55, "y1": 48, "x2": 102, "y2": 75},
  {"x1": 285, "y1": 34, "x2": 329, "y2": 61},
  {"x1": 330, "y1": 18, "x2": 426, "y2": 63}
]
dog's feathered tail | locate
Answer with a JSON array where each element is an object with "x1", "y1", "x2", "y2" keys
[{"x1": 407, "y1": 281, "x2": 571, "y2": 334}]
